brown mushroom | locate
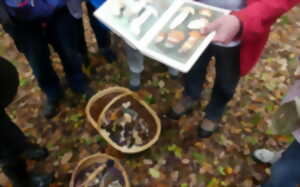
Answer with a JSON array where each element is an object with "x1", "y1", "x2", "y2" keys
[
  {"x1": 179, "y1": 31, "x2": 203, "y2": 53},
  {"x1": 164, "y1": 30, "x2": 185, "y2": 48}
]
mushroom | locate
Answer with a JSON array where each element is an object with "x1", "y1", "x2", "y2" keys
[
  {"x1": 130, "y1": 0, "x2": 147, "y2": 15},
  {"x1": 187, "y1": 18, "x2": 209, "y2": 31},
  {"x1": 179, "y1": 31, "x2": 203, "y2": 53},
  {"x1": 122, "y1": 101, "x2": 131, "y2": 109},
  {"x1": 164, "y1": 30, "x2": 185, "y2": 48},
  {"x1": 111, "y1": 0, "x2": 125, "y2": 17},
  {"x1": 108, "y1": 180, "x2": 122, "y2": 187},
  {"x1": 169, "y1": 7, "x2": 195, "y2": 29},
  {"x1": 133, "y1": 129, "x2": 143, "y2": 145},
  {"x1": 155, "y1": 32, "x2": 166, "y2": 44},
  {"x1": 199, "y1": 9, "x2": 212, "y2": 17},
  {"x1": 123, "y1": 113, "x2": 132, "y2": 123},
  {"x1": 130, "y1": 5, "x2": 159, "y2": 36}
]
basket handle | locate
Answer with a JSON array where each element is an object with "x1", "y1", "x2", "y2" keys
[
  {"x1": 82, "y1": 164, "x2": 107, "y2": 187},
  {"x1": 98, "y1": 92, "x2": 134, "y2": 125},
  {"x1": 86, "y1": 87, "x2": 133, "y2": 133}
]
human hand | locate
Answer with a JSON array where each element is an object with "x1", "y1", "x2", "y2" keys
[{"x1": 202, "y1": 15, "x2": 242, "y2": 44}]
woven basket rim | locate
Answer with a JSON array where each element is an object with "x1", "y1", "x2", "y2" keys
[
  {"x1": 86, "y1": 86, "x2": 161, "y2": 154},
  {"x1": 69, "y1": 153, "x2": 130, "y2": 187}
]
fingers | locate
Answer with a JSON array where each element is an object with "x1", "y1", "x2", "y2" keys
[
  {"x1": 202, "y1": 15, "x2": 241, "y2": 44},
  {"x1": 202, "y1": 17, "x2": 222, "y2": 35}
]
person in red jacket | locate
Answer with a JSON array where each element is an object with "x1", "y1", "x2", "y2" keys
[{"x1": 168, "y1": 0, "x2": 300, "y2": 139}]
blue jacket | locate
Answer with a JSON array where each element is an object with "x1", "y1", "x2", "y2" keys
[{"x1": 89, "y1": 0, "x2": 106, "y2": 8}]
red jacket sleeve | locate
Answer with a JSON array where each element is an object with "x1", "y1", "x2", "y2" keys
[
  {"x1": 231, "y1": 0, "x2": 300, "y2": 76},
  {"x1": 233, "y1": 0, "x2": 300, "y2": 40}
]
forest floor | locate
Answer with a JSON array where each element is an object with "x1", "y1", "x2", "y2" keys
[{"x1": 1, "y1": 4, "x2": 300, "y2": 187}]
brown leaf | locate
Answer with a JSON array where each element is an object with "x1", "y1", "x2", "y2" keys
[{"x1": 60, "y1": 152, "x2": 73, "y2": 165}]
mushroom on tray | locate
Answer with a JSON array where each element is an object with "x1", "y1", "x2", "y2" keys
[
  {"x1": 199, "y1": 9, "x2": 212, "y2": 17},
  {"x1": 179, "y1": 31, "x2": 203, "y2": 53},
  {"x1": 164, "y1": 30, "x2": 185, "y2": 48},
  {"x1": 188, "y1": 18, "x2": 209, "y2": 31},
  {"x1": 130, "y1": 5, "x2": 159, "y2": 36},
  {"x1": 169, "y1": 6, "x2": 195, "y2": 29}
]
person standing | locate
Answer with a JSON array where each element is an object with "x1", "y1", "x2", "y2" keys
[
  {"x1": 0, "y1": 0, "x2": 93, "y2": 119},
  {"x1": 86, "y1": 0, "x2": 117, "y2": 63},
  {"x1": 0, "y1": 56, "x2": 52, "y2": 187},
  {"x1": 169, "y1": 0, "x2": 300, "y2": 139}
]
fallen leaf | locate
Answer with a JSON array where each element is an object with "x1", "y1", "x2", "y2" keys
[
  {"x1": 61, "y1": 152, "x2": 73, "y2": 165},
  {"x1": 149, "y1": 168, "x2": 160, "y2": 179}
]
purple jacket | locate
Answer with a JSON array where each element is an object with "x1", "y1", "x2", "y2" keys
[
  {"x1": 66, "y1": 0, "x2": 83, "y2": 19},
  {"x1": 0, "y1": 0, "x2": 83, "y2": 25}
]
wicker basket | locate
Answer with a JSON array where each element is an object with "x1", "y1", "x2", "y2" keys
[
  {"x1": 86, "y1": 87, "x2": 161, "y2": 154},
  {"x1": 70, "y1": 153, "x2": 130, "y2": 187}
]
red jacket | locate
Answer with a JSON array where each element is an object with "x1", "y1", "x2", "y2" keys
[{"x1": 232, "y1": 0, "x2": 300, "y2": 76}]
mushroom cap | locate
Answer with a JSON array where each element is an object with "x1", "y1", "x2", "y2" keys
[
  {"x1": 155, "y1": 32, "x2": 166, "y2": 43},
  {"x1": 167, "y1": 30, "x2": 185, "y2": 43},
  {"x1": 188, "y1": 18, "x2": 209, "y2": 29},
  {"x1": 199, "y1": 9, "x2": 212, "y2": 17},
  {"x1": 182, "y1": 6, "x2": 195, "y2": 15},
  {"x1": 189, "y1": 31, "x2": 203, "y2": 39}
]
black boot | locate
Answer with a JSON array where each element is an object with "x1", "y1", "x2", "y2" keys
[
  {"x1": 100, "y1": 47, "x2": 117, "y2": 63},
  {"x1": 21, "y1": 143, "x2": 49, "y2": 161},
  {"x1": 2, "y1": 158, "x2": 53, "y2": 187},
  {"x1": 42, "y1": 99, "x2": 60, "y2": 119},
  {"x1": 82, "y1": 87, "x2": 96, "y2": 100}
]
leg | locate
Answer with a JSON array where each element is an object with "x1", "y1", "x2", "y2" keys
[
  {"x1": 48, "y1": 8, "x2": 88, "y2": 93},
  {"x1": 168, "y1": 46, "x2": 213, "y2": 120},
  {"x1": 124, "y1": 43, "x2": 144, "y2": 90},
  {"x1": 0, "y1": 109, "x2": 28, "y2": 160},
  {"x1": 262, "y1": 140, "x2": 300, "y2": 187},
  {"x1": 86, "y1": 2, "x2": 117, "y2": 63},
  {"x1": 3, "y1": 23, "x2": 63, "y2": 103},
  {"x1": 168, "y1": 67, "x2": 180, "y2": 78},
  {"x1": 183, "y1": 45, "x2": 213, "y2": 100},
  {"x1": 204, "y1": 45, "x2": 240, "y2": 121}
]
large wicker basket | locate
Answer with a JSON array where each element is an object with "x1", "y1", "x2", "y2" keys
[
  {"x1": 70, "y1": 153, "x2": 130, "y2": 187},
  {"x1": 86, "y1": 87, "x2": 161, "y2": 154}
]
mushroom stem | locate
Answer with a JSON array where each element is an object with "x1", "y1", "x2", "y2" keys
[{"x1": 130, "y1": 6, "x2": 158, "y2": 35}]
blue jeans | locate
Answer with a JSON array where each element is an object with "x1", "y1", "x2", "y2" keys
[
  {"x1": 184, "y1": 44, "x2": 240, "y2": 121},
  {"x1": 4, "y1": 8, "x2": 88, "y2": 102},
  {"x1": 263, "y1": 140, "x2": 300, "y2": 187}
]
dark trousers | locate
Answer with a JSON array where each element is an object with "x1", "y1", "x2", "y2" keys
[
  {"x1": 262, "y1": 140, "x2": 300, "y2": 187},
  {"x1": 0, "y1": 109, "x2": 34, "y2": 186},
  {"x1": 86, "y1": 2, "x2": 111, "y2": 49},
  {"x1": 3, "y1": 8, "x2": 88, "y2": 102},
  {"x1": 184, "y1": 44, "x2": 240, "y2": 121},
  {"x1": 0, "y1": 109, "x2": 28, "y2": 163}
]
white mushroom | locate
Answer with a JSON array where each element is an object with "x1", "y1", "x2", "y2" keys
[
  {"x1": 133, "y1": 129, "x2": 143, "y2": 145},
  {"x1": 123, "y1": 113, "x2": 132, "y2": 123},
  {"x1": 187, "y1": 18, "x2": 209, "y2": 30},
  {"x1": 130, "y1": 0, "x2": 147, "y2": 15},
  {"x1": 169, "y1": 7, "x2": 195, "y2": 29},
  {"x1": 108, "y1": 180, "x2": 122, "y2": 187},
  {"x1": 111, "y1": 0, "x2": 125, "y2": 17},
  {"x1": 122, "y1": 101, "x2": 131, "y2": 109},
  {"x1": 130, "y1": 5, "x2": 159, "y2": 36},
  {"x1": 199, "y1": 9, "x2": 212, "y2": 17}
]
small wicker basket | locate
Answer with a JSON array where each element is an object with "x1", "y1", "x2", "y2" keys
[
  {"x1": 70, "y1": 153, "x2": 130, "y2": 187},
  {"x1": 86, "y1": 87, "x2": 161, "y2": 154}
]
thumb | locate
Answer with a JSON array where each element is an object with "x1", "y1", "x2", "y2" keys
[{"x1": 201, "y1": 18, "x2": 221, "y2": 35}]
